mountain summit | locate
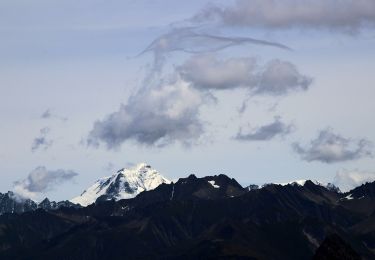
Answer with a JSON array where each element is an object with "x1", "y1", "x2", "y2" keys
[{"x1": 70, "y1": 163, "x2": 170, "y2": 206}]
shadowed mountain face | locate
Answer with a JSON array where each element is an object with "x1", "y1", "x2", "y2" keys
[
  {"x1": 0, "y1": 174, "x2": 374, "y2": 259},
  {"x1": 313, "y1": 234, "x2": 361, "y2": 260}
]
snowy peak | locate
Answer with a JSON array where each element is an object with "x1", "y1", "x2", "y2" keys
[{"x1": 70, "y1": 163, "x2": 170, "y2": 206}]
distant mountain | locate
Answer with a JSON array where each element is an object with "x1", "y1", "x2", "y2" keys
[
  {"x1": 0, "y1": 191, "x2": 37, "y2": 214},
  {"x1": 0, "y1": 174, "x2": 374, "y2": 259},
  {"x1": 277, "y1": 179, "x2": 341, "y2": 192},
  {"x1": 0, "y1": 191, "x2": 79, "y2": 215},
  {"x1": 70, "y1": 163, "x2": 170, "y2": 206},
  {"x1": 1, "y1": 172, "x2": 375, "y2": 259}
]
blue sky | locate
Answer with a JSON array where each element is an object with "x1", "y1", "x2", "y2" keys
[{"x1": 1, "y1": 0, "x2": 375, "y2": 201}]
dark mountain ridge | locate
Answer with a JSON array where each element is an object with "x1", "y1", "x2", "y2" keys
[{"x1": 0, "y1": 174, "x2": 374, "y2": 259}]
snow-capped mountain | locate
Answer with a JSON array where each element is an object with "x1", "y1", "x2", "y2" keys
[{"x1": 70, "y1": 163, "x2": 170, "y2": 206}]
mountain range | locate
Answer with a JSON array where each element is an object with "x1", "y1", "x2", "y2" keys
[{"x1": 0, "y1": 164, "x2": 374, "y2": 259}]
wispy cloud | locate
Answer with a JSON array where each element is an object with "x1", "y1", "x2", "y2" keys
[
  {"x1": 138, "y1": 27, "x2": 290, "y2": 72},
  {"x1": 194, "y1": 0, "x2": 375, "y2": 33},
  {"x1": 13, "y1": 166, "x2": 78, "y2": 200},
  {"x1": 31, "y1": 127, "x2": 53, "y2": 152},
  {"x1": 235, "y1": 116, "x2": 294, "y2": 141},
  {"x1": 293, "y1": 129, "x2": 373, "y2": 163}
]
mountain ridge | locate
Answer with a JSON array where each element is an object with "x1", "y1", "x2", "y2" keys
[{"x1": 0, "y1": 173, "x2": 375, "y2": 259}]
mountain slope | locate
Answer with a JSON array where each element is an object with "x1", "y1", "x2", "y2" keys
[{"x1": 70, "y1": 163, "x2": 170, "y2": 206}]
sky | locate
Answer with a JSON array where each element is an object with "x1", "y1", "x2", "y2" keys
[{"x1": 1, "y1": 0, "x2": 375, "y2": 201}]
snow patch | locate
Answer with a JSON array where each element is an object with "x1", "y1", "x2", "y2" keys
[{"x1": 208, "y1": 180, "x2": 220, "y2": 188}]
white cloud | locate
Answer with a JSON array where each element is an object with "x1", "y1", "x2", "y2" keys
[
  {"x1": 334, "y1": 169, "x2": 375, "y2": 191},
  {"x1": 14, "y1": 166, "x2": 78, "y2": 200}
]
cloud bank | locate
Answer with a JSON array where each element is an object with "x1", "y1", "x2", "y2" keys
[
  {"x1": 293, "y1": 129, "x2": 373, "y2": 163},
  {"x1": 14, "y1": 166, "x2": 78, "y2": 200},
  {"x1": 195, "y1": 0, "x2": 375, "y2": 32},
  {"x1": 235, "y1": 117, "x2": 294, "y2": 141}
]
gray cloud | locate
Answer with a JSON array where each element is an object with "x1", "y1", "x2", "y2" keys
[
  {"x1": 13, "y1": 166, "x2": 78, "y2": 199},
  {"x1": 293, "y1": 129, "x2": 373, "y2": 163},
  {"x1": 333, "y1": 169, "x2": 375, "y2": 192},
  {"x1": 87, "y1": 78, "x2": 209, "y2": 149},
  {"x1": 235, "y1": 117, "x2": 294, "y2": 141},
  {"x1": 31, "y1": 127, "x2": 53, "y2": 152},
  {"x1": 194, "y1": 0, "x2": 375, "y2": 32},
  {"x1": 178, "y1": 54, "x2": 312, "y2": 95},
  {"x1": 254, "y1": 59, "x2": 312, "y2": 96}
]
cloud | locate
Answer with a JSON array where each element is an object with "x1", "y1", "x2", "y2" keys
[
  {"x1": 87, "y1": 53, "x2": 310, "y2": 149},
  {"x1": 333, "y1": 169, "x2": 375, "y2": 192},
  {"x1": 194, "y1": 0, "x2": 375, "y2": 32},
  {"x1": 138, "y1": 27, "x2": 290, "y2": 71},
  {"x1": 13, "y1": 166, "x2": 78, "y2": 200},
  {"x1": 235, "y1": 117, "x2": 294, "y2": 141},
  {"x1": 178, "y1": 54, "x2": 312, "y2": 95},
  {"x1": 254, "y1": 59, "x2": 312, "y2": 96},
  {"x1": 178, "y1": 55, "x2": 258, "y2": 90},
  {"x1": 88, "y1": 22, "x2": 306, "y2": 149},
  {"x1": 41, "y1": 109, "x2": 67, "y2": 121},
  {"x1": 87, "y1": 78, "x2": 209, "y2": 149},
  {"x1": 41, "y1": 109, "x2": 52, "y2": 119},
  {"x1": 31, "y1": 127, "x2": 53, "y2": 152},
  {"x1": 293, "y1": 129, "x2": 373, "y2": 163}
]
